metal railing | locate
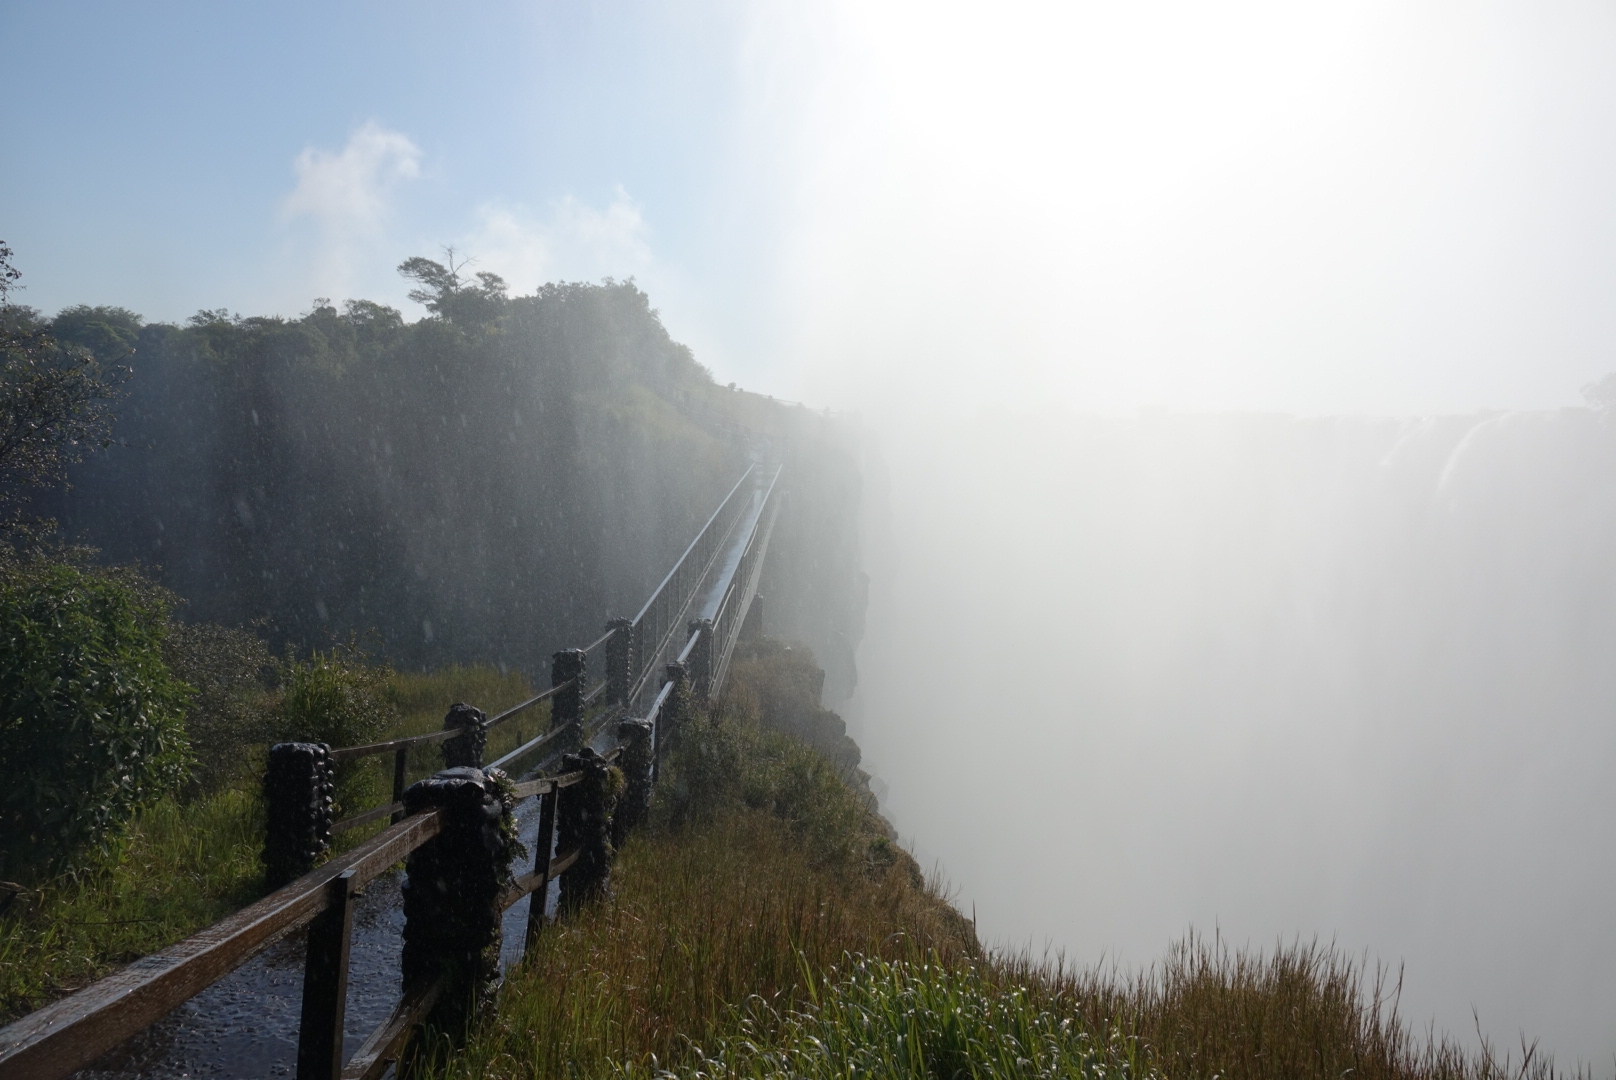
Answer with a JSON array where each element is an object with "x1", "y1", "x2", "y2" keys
[
  {"x1": 625, "y1": 464, "x2": 757, "y2": 706},
  {"x1": 708, "y1": 467, "x2": 782, "y2": 697}
]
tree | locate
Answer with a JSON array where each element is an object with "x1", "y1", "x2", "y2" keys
[
  {"x1": 0, "y1": 243, "x2": 126, "y2": 528},
  {"x1": 398, "y1": 247, "x2": 508, "y2": 326}
]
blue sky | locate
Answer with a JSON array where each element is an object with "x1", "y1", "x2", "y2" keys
[
  {"x1": 8, "y1": 1, "x2": 1616, "y2": 412},
  {"x1": 1, "y1": 1, "x2": 789, "y2": 383}
]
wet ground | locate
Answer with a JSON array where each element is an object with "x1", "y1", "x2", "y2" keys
[{"x1": 71, "y1": 793, "x2": 558, "y2": 1080}]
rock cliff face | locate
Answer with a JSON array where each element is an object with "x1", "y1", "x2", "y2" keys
[
  {"x1": 725, "y1": 637, "x2": 863, "y2": 775},
  {"x1": 37, "y1": 288, "x2": 869, "y2": 689}
]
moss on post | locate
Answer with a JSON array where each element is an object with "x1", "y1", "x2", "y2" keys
[
  {"x1": 613, "y1": 718, "x2": 653, "y2": 845},
  {"x1": 556, "y1": 748, "x2": 623, "y2": 914},
  {"x1": 400, "y1": 766, "x2": 522, "y2": 1039}
]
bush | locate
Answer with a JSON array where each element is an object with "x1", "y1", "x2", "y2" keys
[
  {"x1": 162, "y1": 621, "x2": 274, "y2": 792},
  {"x1": 657, "y1": 690, "x2": 900, "y2": 882},
  {"x1": 272, "y1": 641, "x2": 396, "y2": 814},
  {"x1": 0, "y1": 559, "x2": 191, "y2": 881}
]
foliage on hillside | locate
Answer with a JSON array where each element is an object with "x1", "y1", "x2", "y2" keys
[
  {"x1": 724, "y1": 637, "x2": 864, "y2": 774},
  {"x1": 34, "y1": 268, "x2": 749, "y2": 675}
]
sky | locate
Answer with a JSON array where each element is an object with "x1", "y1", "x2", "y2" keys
[
  {"x1": 8, "y1": 1, "x2": 1616, "y2": 414},
  {"x1": 11, "y1": 0, "x2": 1616, "y2": 1066}
]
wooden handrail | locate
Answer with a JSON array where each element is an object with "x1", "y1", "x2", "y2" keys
[
  {"x1": 331, "y1": 801, "x2": 405, "y2": 835},
  {"x1": 327, "y1": 727, "x2": 457, "y2": 763},
  {"x1": 339, "y1": 976, "x2": 445, "y2": 1080},
  {"x1": 487, "y1": 720, "x2": 575, "y2": 773},
  {"x1": 498, "y1": 847, "x2": 582, "y2": 911},
  {"x1": 327, "y1": 678, "x2": 575, "y2": 763},
  {"x1": 484, "y1": 680, "x2": 569, "y2": 730},
  {"x1": 0, "y1": 810, "x2": 442, "y2": 1080}
]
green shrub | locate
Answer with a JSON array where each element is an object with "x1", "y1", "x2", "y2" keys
[
  {"x1": 0, "y1": 559, "x2": 192, "y2": 881},
  {"x1": 162, "y1": 621, "x2": 274, "y2": 792},
  {"x1": 273, "y1": 642, "x2": 396, "y2": 814},
  {"x1": 657, "y1": 700, "x2": 883, "y2": 874}
]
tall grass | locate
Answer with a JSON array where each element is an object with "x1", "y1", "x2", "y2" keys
[
  {"x1": 0, "y1": 783, "x2": 263, "y2": 1022},
  {"x1": 649, "y1": 941, "x2": 1581, "y2": 1080},
  {"x1": 991, "y1": 934, "x2": 1579, "y2": 1080},
  {"x1": 672, "y1": 954, "x2": 1156, "y2": 1080},
  {"x1": 425, "y1": 809, "x2": 977, "y2": 1079},
  {"x1": 420, "y1": 656, "x2": 978, "y2": 1079}
]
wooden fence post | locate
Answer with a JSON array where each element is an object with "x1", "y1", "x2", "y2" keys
[
  {"x1": 390, "y1": 747, "x2": 409, "y2": 825},
  {"x1": 262, "y1": 742, "x2": 335, "y2": 888},
  {"x1": 440, "y1": 703, "x2": 488, "y2": 769},
  {"x1": 523, "y1": 784, "x2": 559, "y2": 951},
  {"x1": 613, "y1": 719, "x2": 653, "y2": 845},
  {"x1": 657, "y1": 661, "x2": 690, "y2": 776},
  {"x1": 557, "y1": 748, "x2": 622, "y2": 915},
  {"x1": 547, "y1": 649, "x2": 587, "y2": 762},
  {"x1": 604, "y1": 618, "x2": 632, "y2": 705},
  {"x1": 295, "y1": 868, "x2": 357, "y2": 1080},
  {"x1": 400, "y1": 767, "x2": 520, "y2": 1042},
  {"x1": 740, "y1": 593, "x2": 764, "y2": 640},
  {"x1": 551, "y1": 649, "x2": 587, "y2": 729}
]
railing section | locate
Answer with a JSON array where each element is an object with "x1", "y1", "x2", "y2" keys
[
  {"x1": 625, "y1": 464, "x2": 757, "y2": 706},
  {"x1": 0, "y1": 461, "x2": 786, "y2": 1080}
]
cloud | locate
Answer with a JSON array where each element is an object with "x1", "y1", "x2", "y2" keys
[
  {"x1": 458, "y1": 187, "x2": 652, "y2": 294},
  {"x1": 280, "y1": 122, "x2": 422, "y2": 300}
]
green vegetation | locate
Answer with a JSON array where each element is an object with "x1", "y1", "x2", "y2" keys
[
  {"x1": 671, "y1": 955, "x2": 1153, "y2": 1080},
  {"x1": 0, "y1": 555, "x2": 192, "y2": 882},
  {"x1": 0, "y1": 651, "x2": 550, "y2": 1025},
  {"x1": 161, "y1": 619, "x2": 274, "y2": 793},
  {"x1": 0, "y1": 784, "x2": 263, "y2": 1021},
  {"x1": 0, "y1": 242, "x2": 127, "y2": 532},
  {"x1": 271, "y1": 642, "x2": 397, "y2": 814}
]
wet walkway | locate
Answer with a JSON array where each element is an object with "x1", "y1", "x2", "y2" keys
[{"x1": 72, "y1": 795, "x2": 558, "y2": 1080}]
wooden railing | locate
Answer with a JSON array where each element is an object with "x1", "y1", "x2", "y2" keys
[{"x1": 0, "y1": 463, "x2": 785, "y2": 1080}]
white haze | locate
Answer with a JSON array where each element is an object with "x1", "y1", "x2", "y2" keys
[
  {"x1": 849, "y1": 410, "x2": 1616, "y2": 1065},
  {"x1": 730, "y1": 0, "x2": 1616, "y2": 1068},
  {"x1": 767, "y1": 1, "x2": 1616, "y2": 414}
]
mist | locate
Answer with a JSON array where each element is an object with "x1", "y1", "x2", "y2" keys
[
  {"x1": 847, "y1": 406, "x2": 1616, "y2": 1065},
  {"x1": 750, "y1": 4, "x2": 1616, "y2": 1063}
]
